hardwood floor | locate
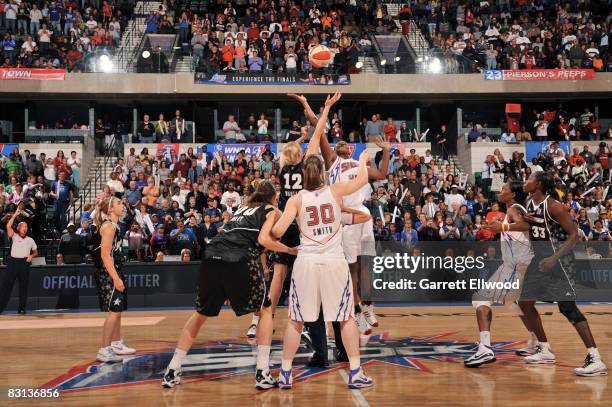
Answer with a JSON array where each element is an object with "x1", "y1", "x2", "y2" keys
[{"x1": 1, "y1": 305, "x2": 611, "y2": 406}]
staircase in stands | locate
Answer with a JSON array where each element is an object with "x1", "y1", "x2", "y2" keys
[
  {"x1": 383, "y1": 2, "x2": 431, "y2": 73},
  {"x1": 113, "y1": 1, "x2": 162, "y2": 72}
]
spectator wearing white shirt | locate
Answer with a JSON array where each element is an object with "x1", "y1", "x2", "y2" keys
[
  {"x1": 29, "y1": 4, "x2": 43, "y2": 35},
  {"x1": 444, "y1": 185, "x2": 466, "y2": 209},
  {"x1": 21, "y1": 36, "x2": 36, "y2": 52},
  {"x1": 37, "y1": 23, "x2": 52, "y2": 54},
  {"x1": 534, "y1": 115, "x2": 549, "y2": 141},
  {"x1": 222, "y1": 115, "x2": 240, "y2": 143},
  {"x1": 107, "y1": 172, "x2": 125, "y2": 197},
  {"x1": 220, "y1": 182, "x2": 241, "y2": 207}
]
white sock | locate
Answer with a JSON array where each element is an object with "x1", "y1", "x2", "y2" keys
[
  {"x1": 349, "y1": 357, "x2": 360, "y2": 371},
  {"x1": 479, "y1": 331, "x2": 491, "y2": 347},
  {"x1": 251, "y1": 315, "x2": 260, "y2": 325},
  {"x1": 281, "y1": 359, "x2": 292, "y2": 371},
  {"x1": 169, "y1": 348, "x2": 187, "y2": 370},
  {"x1": 111, "y1": 340, "x2": 121, "y2": 346},
  {"x1": 528, "y1": 331, "x2": 537, "y2": 346},
  {"x1": 588, "y1": 347, "x2": 600, "y2": 357},
  {"x1": 256, "y1": 345, "x2": 271, "y2": 370}
]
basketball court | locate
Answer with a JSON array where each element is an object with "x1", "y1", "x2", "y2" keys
[{"x1": 2, "y1": 304, "x2": 610, "y2": 406}]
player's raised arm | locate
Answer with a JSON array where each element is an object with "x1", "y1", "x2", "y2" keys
[
  {"x1": 289, "y1": 93, "x2": 338, "y2": 168},
  {"x1": 368, "y1": 136, "x2": 391, "y2": 180},
  {"x1": 258, "y1": 205, "x2": 298, "y2": 255},
  {"x1": 305, "y1": 92, "x2": 341, "y2": 158},
  {"x1": 331, "y1": 150, "x2": 370, "y2": 198},
  {"x1": 271, "y1": 195, "x2": 300, "y2": 239}
]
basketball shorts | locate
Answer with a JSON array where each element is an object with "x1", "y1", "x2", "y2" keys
[
  {"x1": 271, "y1": 222, "x2": 300, "y2": 267},
  {"x1": 288, "y1": 255, "x2": 354, "y2": 322},
  {"x1": 520, "y1": 256, "x2": 576, "y2": 302},
  {"x1": 196, "y1": 249, "x2": 271, "y2": 317},
  {"x1": 342, "y1": 208, "x2": 375, "y2": 264},
  {"x1": 473, "y1": 262, "x2": 529, "y2": 305},
  {"x1": 94, "y1": 267, "x2": 128, "y2": 312}
]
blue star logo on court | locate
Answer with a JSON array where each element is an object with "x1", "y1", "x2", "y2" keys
[{"x1": 42, "y1": 332, "x2": 524, "y2": 393}]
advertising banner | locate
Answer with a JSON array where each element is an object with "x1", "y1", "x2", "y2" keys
[
  {"x1": 484, "y1": 69, "x2": 595, "y2": 81},
  {"x1": 525, "y1": 140, "x2": 570, "y2": 162},
  {"x1": 194, "y1": 71, "x2": 350, "y2": 85},
  {"x1": 0, "y1": 68, "x2": 66, "y2": 80}
]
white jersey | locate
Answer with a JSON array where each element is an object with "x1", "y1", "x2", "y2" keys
[
  {"x1": 297, "y1": 186, "x2": 343, "y2": 256},
  {"x1": 501, "y1": 203, "x2": 533, "y2": 265},
  {"x1": 327, "y1": 156, "x2": 372, "y2": 208}
]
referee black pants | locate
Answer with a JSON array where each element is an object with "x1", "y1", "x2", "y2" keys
[
  {"x1": 305, "y1": 306, "x2": 346, "y2": 360},
  {"x1": 0, "y1": 257, "x2": 31, "y2": 312}
]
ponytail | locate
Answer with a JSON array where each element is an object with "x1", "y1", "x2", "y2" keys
[
  {"x1": 303, "y1": 155, "x2": 324, "y2": 191},
  {"x1": 94, "y1": 196, "x2": 115, "y2": 227}
]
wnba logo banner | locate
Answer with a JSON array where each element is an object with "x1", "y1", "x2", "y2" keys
[
  {"x1": 156, "y1": 143, "x2": 180, "y2": 160},
  {"x1": 209, "y1": 143, "x2": 277, "y2": 162},
  {"x1": 525, "y1": 141, "x2": 570, "y2": 162},
  {"x1": 0, "y1": 144, "x2": 19, "y2": 157}
]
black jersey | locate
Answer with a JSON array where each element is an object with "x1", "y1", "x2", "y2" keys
[
  {"x1": 526, "y1": 195, "x2": 575, "y2": 277},
  {"x1": 92, "y1": 220, "x2": 122, "y2": 269},
  {"x1": 279, "y1": 163, "x2": 303, "y2": 211},
  {"x1": 526, "y1": 195, "x2": 569, "y2": 243},
  {"x1": 206, "y1": 204, "x2": 273, "y2": 261}
]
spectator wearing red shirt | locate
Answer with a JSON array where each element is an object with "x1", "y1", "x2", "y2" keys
[
  {"x1": 221, "y1": 40, "x2": 235, "y2": 70},
  {"x1": 558, "y1": 117, "x2": 570, "y2": 140},
  {"x1": 568, "y1": 148, "x2": 586, "y2": 167},
  {"x1": 173, "y1": 154, "x2": 190, "y2": 178},
  {"x1": 478, "y1": 202, "x2": 505, "y2": 240},
  {"x1": 329, "y1": 122, "x2": 344, "y2": 142},
  {"x1": 383, "y1": 117, "x2": 398, "y2": 142},
  {"x1": 589, "y1": 116, "x2": 602, "y2": 140}
]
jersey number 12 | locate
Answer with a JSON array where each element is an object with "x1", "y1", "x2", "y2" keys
[{"x1": 283, "y1": 173, "x2": 303, "y2": 190}]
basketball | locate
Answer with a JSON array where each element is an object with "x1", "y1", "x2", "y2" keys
[{"x1": 308, "y1": 45, "x2": 333, "y2": 68}]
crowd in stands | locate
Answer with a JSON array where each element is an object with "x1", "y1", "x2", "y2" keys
[
  {"x1": 53, "y1": 128, "x2": 606, "y2": 264},
  {"x1": 404, "y1": 0, "x2": 611, "y2": 72},
  {"x1": 466, "y1": 107, "x2": 612, "y2": 143},
  {"x1": 476, "y1": 141, "x2": 611, "y2": 252},
  {"x1": 0, "y1": 0, "x2": 131, "y2": 71},
  {"x1": 0, "y1": 147, "x2": 81, "y2": 249},
  {"x1": 152, "y1": 0, "x2": 385, "y2": 74}
]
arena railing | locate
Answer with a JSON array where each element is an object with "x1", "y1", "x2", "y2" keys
[
  {"x1": 0, "y1": 245, "x2": 58, "y2": 266},
  {"x1": 68, "y1": 138, "x2": 118, "y2": 224}
]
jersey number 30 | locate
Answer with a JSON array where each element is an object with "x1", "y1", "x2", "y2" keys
[{"x1": 306, "y1": 204, "x2": 335, "y2": 226}]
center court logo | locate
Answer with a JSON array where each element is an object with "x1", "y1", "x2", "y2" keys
[{"x1": 42, "y1": 333, "x2": 523, "y2": 393}]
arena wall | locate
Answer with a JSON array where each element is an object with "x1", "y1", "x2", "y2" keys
[
  {"x1": 18, "y1": 141, "x2": 94, "y2": 187},
  {"x1": 2, "y1": 73, "x2": 611, "y2": 100}
]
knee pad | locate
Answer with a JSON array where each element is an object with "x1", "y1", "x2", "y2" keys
[
  {"x1": 472, "y1": 301, "x2": 492, "y2": 309},
  {"x1": 558, "y1": 301, "x2": 586, "y2": 325}
]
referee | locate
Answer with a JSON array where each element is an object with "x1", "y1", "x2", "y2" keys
[{"x1": 0, "y1": 209, "x2": 38, "y2": 314}]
